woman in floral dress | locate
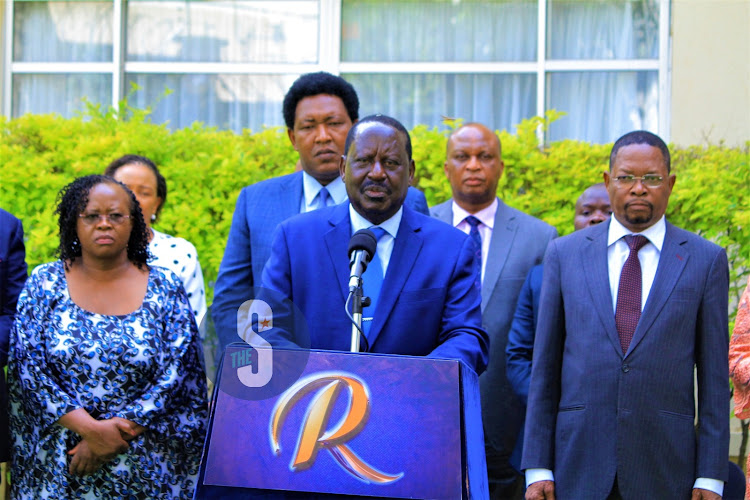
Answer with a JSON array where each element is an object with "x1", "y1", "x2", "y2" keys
[{"x1": 8, "y1": 175, "x2": 207, "y2": 499}]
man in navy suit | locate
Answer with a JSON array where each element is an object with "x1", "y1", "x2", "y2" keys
[
  {"x1": 212, "y1": 73, "x2": 428, "y2": 353},
  {"x1": 505, "y1": 183, "x2": 610, "y2": 481},
  {"x1": 0, "y1": 208, "x2": 27, "y2": 471},
  {"x1": 431, "y1": 123, "x2": 557, "y2": 498},
  {"x1": 522, "y1": 131, "x2": 728, "y2": 499},
  {"x1": 260, "y1": 115, "x2": 489, "y2": 374}
]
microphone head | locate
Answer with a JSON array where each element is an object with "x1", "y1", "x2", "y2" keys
[{"x1": 348, "y1": 228, "x2": 377, "y2": 261}]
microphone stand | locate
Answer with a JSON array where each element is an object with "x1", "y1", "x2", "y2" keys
[{"x1": 349, "y1": 278, "x2": 370, "y2": 352}]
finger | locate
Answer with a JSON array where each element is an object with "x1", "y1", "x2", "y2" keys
[{"x1": 68, "y1": 442, "x2": 80, "y2": 455}]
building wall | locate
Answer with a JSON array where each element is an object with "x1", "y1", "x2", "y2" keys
[{"x1": 671, "y1": 0, "x2": 750, "y2": 147}]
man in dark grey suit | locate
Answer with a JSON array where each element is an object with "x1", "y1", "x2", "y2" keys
[
  {"x1": 523, "y1": 131, "x2": 728, "y2": 500},
  {"x1": 431, "y1": 122, "x2": 557, "y2": 499},
  {"x1": 212, "y1": 72, "x2": 428, "y2": 354}
]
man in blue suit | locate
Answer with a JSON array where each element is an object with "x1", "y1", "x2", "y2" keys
[
  {"x1": 522, "y1": 131, "x2": 728, "y2": 499},
  {"x1": 212, "y1": 73, "x2": 428, "y2": 353},
  {"x1": 431, "y1": 123, "x2": 557, "y2": 498},
  {"x1": 260, "y1": 114, "x2": 489, "y2": 374},
  {"x1": 0, "y1": 208, "x2": 27, "y2": 472}
]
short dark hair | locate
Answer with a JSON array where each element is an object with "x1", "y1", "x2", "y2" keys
[
  {"x1": 344, "y1": 114, "x2": 412, "y2": 160},
  {"x1": 104, "y1": 154, "x2": 167, "y2": 219},
  {"x1": 282, "y1": 72, "x2": 359, "y2": 129},
  {"x1": 609, "y1": 130, "x2": 671, "y2": 173},
  {"x1": 56, "y1": 175, "x2": 150, "y2": 269}
]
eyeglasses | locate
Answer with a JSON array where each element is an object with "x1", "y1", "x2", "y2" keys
[
  {"x1": 612, "y1": 175, "x2": 664, "y2": 188},
  {"x1": 78, "y1": 213, "x2": 132, "y2": 225}
]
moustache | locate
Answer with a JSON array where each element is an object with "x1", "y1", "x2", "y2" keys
[{"x1": 361, "y1": 181, "x2": 392, "y2": 196}]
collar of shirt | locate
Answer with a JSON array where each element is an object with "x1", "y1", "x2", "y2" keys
[
  {"x1": 301, "y1": 172, "x2": 347, "y2": 213},
  {"x1": 607, "y1": 214, "x2": 666, "y2": 313},
  {"x1": 349, "y1": 204, "x2": 403, "y2": 274},
  {"x1": 607, "y1": 214, "x2": 666, "y2": 251},
  {"x1": 450, "y1": 197, "x2": 498, "y2": 230}
]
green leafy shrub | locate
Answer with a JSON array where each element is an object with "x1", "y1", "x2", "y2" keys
[{"x1": 1, "y1": 103, "x2": 748, "y2": 325}]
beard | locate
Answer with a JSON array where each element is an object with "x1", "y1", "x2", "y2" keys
[{"x1": 624, "y1": 201, "x2": 654, "y2": 225}]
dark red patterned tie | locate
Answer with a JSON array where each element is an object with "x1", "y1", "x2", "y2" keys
[{"x1": 615, "y1": 234, "x2": 648, "y2": 354}]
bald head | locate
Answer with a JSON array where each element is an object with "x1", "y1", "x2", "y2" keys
[
  {"x1": 444, "y1": 123, "x2": 504, "y2": 213},
  {"x1": 574, "y1": 183, "x2": 611, "y2": 230}
]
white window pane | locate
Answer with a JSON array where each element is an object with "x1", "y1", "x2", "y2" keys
[
  {"x1": 13, "y1": 74, "x2": 112, "y2": 117},
  {"x1": 342, "y1": 0, "x2": 537, "y2": 62},
  {"x1": 125, "y1": 73, "x2": 299, "y2": 132},
  {"x1": 126, "y1": 1, "x2": 318, "y2": 63},
  {"x1": 13, "y1": 2, "x2": 113, "y2": 62},
  {"x1": 343, "y1": 73, "x2": 536, "y2": 133},
  {"x1": 547, "y1": 0, "x2": 659, "y2": 60},
  {"x1": 546, "y1": 71, "x2": 658, "y2": 143}
]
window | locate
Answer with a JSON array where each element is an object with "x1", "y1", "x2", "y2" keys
[{"x1": 2, "y1": 0, "x2": 669, "y2": 143}]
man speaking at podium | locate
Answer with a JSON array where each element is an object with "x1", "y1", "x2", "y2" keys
[{"x1": 260, "y1": 114, "x2": 489, "y2": 374}]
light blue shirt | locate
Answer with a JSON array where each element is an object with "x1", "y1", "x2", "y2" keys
[
  {"x1": 348, "y1": 204, "x2": 403, "y2": 276},
  {"x1": 301, "y1": 172, "x2": 347, "y2": 213}
]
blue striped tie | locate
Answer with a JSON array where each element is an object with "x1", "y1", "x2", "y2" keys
[
  {"x1": 465, "y1": 216, "x2": 482, "y2": 290},
  {"x1": 363, "y1": 227, "x2": 387, "y2": 338}
]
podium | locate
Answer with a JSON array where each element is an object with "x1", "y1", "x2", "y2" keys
[{"x1": 195, "y1": 343, "x2": 488, "y2": 499}]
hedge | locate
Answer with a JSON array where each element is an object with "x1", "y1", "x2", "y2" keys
[{"x1": 1, "y1": 102, "x2": 748, "y2": 328}]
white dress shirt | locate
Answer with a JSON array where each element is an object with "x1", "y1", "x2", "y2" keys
[
  {"x1": 301, "y1": 172, "x2": 347, "y2": 213},
  {"x1": 450, "y1": 198, "x2": 497, "y2": 283}
]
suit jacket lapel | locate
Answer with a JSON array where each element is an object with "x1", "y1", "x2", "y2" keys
[
  {"x1": 626, "y1": 222, "x2": 689, "y2": 356},
  {"x1": 368, "y1": 207, "x2": 423, "y2": 348},
  {"x1": 483, "y1": 199, "x2": 516, "y2": 310},
  {"x1": 323, "y1": 203, "x2": 354, "y2": 306},
  {"x1": 582, "y1": 222, "x2": 621, "y2": 355}
]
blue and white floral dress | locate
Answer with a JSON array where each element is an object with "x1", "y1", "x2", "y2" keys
[{"x1": 8, "y1": 261, "x2": 208, "y2": 499}]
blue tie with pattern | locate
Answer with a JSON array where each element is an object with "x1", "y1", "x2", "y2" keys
[
  {"x1": 317, "y1": 187, "x2": 331, "y2": 210},
  {"x1": 363, "y1": 227, "x2": 387, "y2": 338},
  {"x1": 465, "y1": 216, "x2": 482, "y2": 290}
]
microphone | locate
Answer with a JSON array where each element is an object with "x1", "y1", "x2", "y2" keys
[{"x1": 348, "y1": 229, "x2": 378, "y2": 291}]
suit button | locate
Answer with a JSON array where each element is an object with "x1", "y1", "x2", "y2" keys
[{"x1": 622, "y1": 363, "x2": 630, "y2": 373}]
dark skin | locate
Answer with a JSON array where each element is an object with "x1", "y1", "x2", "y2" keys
[
  {"x1": 61, "y1": 182, "x2": 148, "y2": 475},
  {"x1": 340, "y1": 122, "x2": 415, "y2": 225},
  {"x1": 573, "y1": 184, "x2": 611, "y2": 230},
  {"x1": 603, "y1": 143, "x2": 676, "y2": 233},
  {"x1": 444, "y1": 123, "x2": 504, "y2": 214},
  {"x1": 287, "y1": 94, "x2": 353, "y2": 185}
]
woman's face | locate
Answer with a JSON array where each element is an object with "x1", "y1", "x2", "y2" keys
[
  {"x1": 76, "y1": 182, "x2": 133, "y2": 262},
  {"x1": 111, "y1": 163, "x2": 162, "y2": 228}
]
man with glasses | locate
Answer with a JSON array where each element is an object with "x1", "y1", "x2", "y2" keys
[{"x1": 522, "y1": 131, "x2": 728, "y2": 500}]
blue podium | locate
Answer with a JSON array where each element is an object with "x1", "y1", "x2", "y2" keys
[{"x1": 195, "y1": 343, "x2": 488, "y2": 499}]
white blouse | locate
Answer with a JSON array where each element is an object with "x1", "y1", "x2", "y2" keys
[{"x1": 149, "y1": 229, "x2": 207, "y2": 329}]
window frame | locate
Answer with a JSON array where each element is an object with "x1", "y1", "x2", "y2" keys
[{"x1": 2, "y1": 0, "x2": 671, "y2": 141}]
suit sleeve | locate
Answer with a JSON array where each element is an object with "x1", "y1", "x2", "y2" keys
[
  {"x1": 521, "y1": 240, "x2": 564, "y2": 471},
  {"x1": 695, "y1": 247, "x2": 730, "y2": 480},
  {"x1": 1, "y1": 217, "x2": 27, "y2": 366},
  {"x1": 506, "y1": 266, "x2": 541, "y2": 405},
  {"x1": 428, "y1": 233, "x2": 490, "y2": 375},
  {"x1": 211, "y1": 189, "x2": 254, "y2": 353}
]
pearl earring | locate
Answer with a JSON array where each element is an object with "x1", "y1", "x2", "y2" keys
[{"x1": 151, "y1": 214, "x2": 156, "y2": 222}]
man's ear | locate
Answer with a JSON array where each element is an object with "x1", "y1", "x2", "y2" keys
[
  {"x1": 287, "y1": 128, "x2": 298, "y2": 151},
  {"x1": 339, "y1": 155, "x2": 347, "y2": 180}
]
